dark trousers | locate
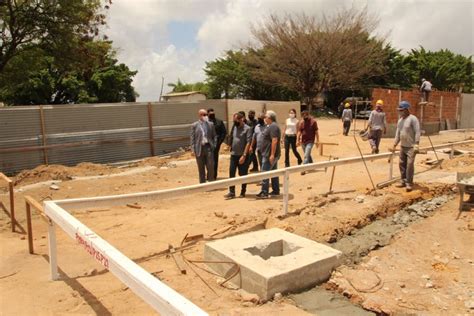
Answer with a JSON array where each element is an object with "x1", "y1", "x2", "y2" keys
[
  {"x1": 399, "y1": 146, "x2": 416, "y2": 185},
  {"x1": 256, "y1": 150, "x2": 263, "y2": 170},
  {"x1": 213, "y1": 141, "x2": 223, "y2": 178},
  {"x1": 284, "y1": 135, "x2": 302, "y2": 167},
  {"x1": 196, "y1": 144, "x2": 214, "y2": 183},
  {"x1": 422, "y1": 90, "x2": 430, "y2": 102},
  {"x1": 369, "y1": 129, "x2": 383, "y2": 153},
  {"x1": 229, "y1": 154, "x2": 249, "y2": 194},
  {"x1": 343, "y1": 120, "x2": 351, "y2": 136},
  {"x1": 261, "y1": 157, "x2": 279, "y2": 194}
]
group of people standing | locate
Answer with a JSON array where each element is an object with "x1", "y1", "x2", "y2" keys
[
  {"x1": 191, "y1": 97, "x2": 421, "y2": 197},
  {"x1": 190, "y1": 108, "x2": 320, "y2": 199}
]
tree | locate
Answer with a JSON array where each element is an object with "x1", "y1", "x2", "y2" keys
[
  {"x1": 0, "y1": 0, "x2": 111, "y2": 72},
  {"x1": 0, "y1": 42, "x2": 138, "y2": 105},
  {"x1": 404, "y1": 47, "x2": 472, "y2": 92},
  {"x1": 245, "y1": 8, "x2": 388, "y2": 110},
  {"x1": 167, "y1": 79, "x2": 210, "y2": 96},
  {"x1": 204, "y1": 50, "x2": 299, "y2": 100}
]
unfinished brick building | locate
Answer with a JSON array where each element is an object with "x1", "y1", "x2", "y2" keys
[{"x1": 371, "y1": 88, "x2": 462, "y2": 136}]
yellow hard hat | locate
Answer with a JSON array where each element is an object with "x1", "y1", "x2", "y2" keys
[
  {"x1": 344, "y1": 103, "x2": 350, "y2": 108},
  {"x1": 376, "y1": 99, "x2": 384, "y2": 106}
]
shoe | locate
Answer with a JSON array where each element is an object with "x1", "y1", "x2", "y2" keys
[
  {"x1": 406, "y1": 184, "x2": 413, "y2": 192},
  {"x1": 250, "y1": 168, "x2": 259, "y2": 172},
  {"x1": 224, "y1": 192, "x2": 235, "y2": 199},
  {"x1": 301, "y1": 171, "x2": 307, "y2": 176},
  {"x1": 239, "y1": 192, "x2": 246, "y2": 198},
  {"x1": 395, "y1": 182, "x2": 406, "y2": 188},
  {"x1": 256, "y1": 192, "x2": 269, "y2": 199},
  {"x1": 375, "y1": 149, "x2": 379, "y2": 154},
  {"x1": 298, "y1": 161, "x2": 302, "y2": 165},
  {"x1": 269, "y1": 191, "x2": 280, "y2": 196}
]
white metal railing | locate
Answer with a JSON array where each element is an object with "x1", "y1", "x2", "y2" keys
[{"x1": 42, "y1": 139, "x2": 473, "y2": 315}]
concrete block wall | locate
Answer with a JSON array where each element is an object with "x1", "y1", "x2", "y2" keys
[{"x1": 371, "y1": 88, "x2": 461, "y2": 137}]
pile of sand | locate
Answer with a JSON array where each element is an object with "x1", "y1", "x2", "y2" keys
[{"x1": 14, "y1": 162, "x2": 117, "y2": 186}]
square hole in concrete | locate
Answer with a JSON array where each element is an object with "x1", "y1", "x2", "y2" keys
[
  {"x1": 204, "y1": 228, "x2": 342, "y2": 300},
  {"x1": 244, "y1": 240, "x2": 302, "y2": 260}
]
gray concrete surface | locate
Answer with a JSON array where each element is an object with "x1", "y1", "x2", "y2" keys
[{"x1": 204, "y1": 228, "x2": 342, "y2": 300}]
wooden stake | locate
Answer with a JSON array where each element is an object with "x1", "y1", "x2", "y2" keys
[
  {"x1": 168, "y1": 245, "x2": 187, "y2": 274},
  {"x1": 9, "y1": 182, "x2": 14, "y2": 232},
  {"x1": 39, "y1": 105, "x2": 49, "y2": 165},
  {"x1": 25, "y1": 202, "x2": 34, "y2": 254},
  {"x1": 147, "y1": 103, "x2": 155, "y2": 156}
]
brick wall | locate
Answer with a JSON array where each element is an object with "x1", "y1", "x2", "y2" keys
[{"x1": 371, "y1": 88, "x2": 461, "y2": 135}]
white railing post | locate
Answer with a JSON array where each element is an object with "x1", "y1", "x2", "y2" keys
[
  {"x1": 48, "y1": 222, "x2": 59, "y2": 280},
  {"x1": 283, "y1": 170, "x2": 290, "y2": 216}
]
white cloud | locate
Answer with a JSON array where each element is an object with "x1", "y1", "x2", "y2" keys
[{"x1": 105, "y1": 0, "x2": 473, "y2": 102}]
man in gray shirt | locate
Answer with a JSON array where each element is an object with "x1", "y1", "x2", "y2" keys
[
  {"x1": 341, "y1": 103, "x2": 352, "y2": 136},
  {"x1": 420, "y1": 78, "x2": 432, "y2": 102},
  {"x1": 257, "y1": 110, "x2": 281, "y2": 198},
  {"x1": 368, "y1": 99, "x2": 387, "y2": 154},
  {"x1": 225, "y1": 112, "x2": 252, "y2": 199},
  {"x1": 391, "y1": 101, "x2": 421, "y2": 192}
]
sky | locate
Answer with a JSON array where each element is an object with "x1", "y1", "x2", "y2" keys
[{"x1": 105, "y1": 0, "x2": 474, "y2": 101}]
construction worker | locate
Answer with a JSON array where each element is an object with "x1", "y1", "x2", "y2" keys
[
  {"x1": 390, "y1": 101, "x2": 421, "y2": 192},
  {"x1": 341, "y1": 103, "x2": 352, "y2": 136},
  {"x1": 420, "y1": 78, "x2": 432, "y2": 102},
  {"x1": 368, "y1": 100, "x2": 387, "y2": 154}
]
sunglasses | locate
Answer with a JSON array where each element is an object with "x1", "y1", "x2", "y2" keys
[{"x1": 200, "y1": 113, "x2": 208, "y2": 116}]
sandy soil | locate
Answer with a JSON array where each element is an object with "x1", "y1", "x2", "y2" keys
[
  {"x1": 0, "y1": 119, "x2": 473, "y2": 315},
  {"x1": 327, "y1": 199, "x2": 474, "y2": 315}
]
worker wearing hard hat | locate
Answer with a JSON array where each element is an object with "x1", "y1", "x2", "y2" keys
[
  {"x1": 367, "y1": 99, "x2": 387, "y2": 154},
  {"x1": 341, "y1": 102, "x2": 353, "y2": 136},
  {"x1": 390, "y1": 101, "x2": 421, "y2": 192}
]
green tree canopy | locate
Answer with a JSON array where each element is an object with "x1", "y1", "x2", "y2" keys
[{"x1": 0, "y1": 0, "x2": 138, "y2": 105}]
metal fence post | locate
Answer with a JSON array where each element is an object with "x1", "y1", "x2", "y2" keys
[
  {"x1": 283, "y1": 170, "x2": 290, "y2": 216},
  {"x1": 48, "y1": 222, "x2": 59, "y2": 280}
]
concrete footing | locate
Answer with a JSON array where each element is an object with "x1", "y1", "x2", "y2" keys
[{"x1": 204, "y1": 228, "x2": 342, "y2": 300}]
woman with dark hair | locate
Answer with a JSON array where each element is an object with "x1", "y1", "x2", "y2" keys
[{"x1": 284, "y1": 109, "x2": 302, "y2": 167}]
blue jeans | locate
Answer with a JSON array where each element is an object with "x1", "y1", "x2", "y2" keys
[
  {"x1": 301, "y1": 143, "x2": 314, "y2": 164},
  {"x1": 261, "y1": 157, "x2": 279, "y2": 194}
]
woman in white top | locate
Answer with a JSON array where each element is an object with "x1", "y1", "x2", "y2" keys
[{"x1": 284, "y1": 109, "x2": 303, "y2": 167}]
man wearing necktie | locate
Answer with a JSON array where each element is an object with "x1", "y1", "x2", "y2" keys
[{"x1": 191, "y1": 109, "x2": 217, "y2": 183}]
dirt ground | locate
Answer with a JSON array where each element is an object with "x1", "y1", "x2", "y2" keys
[{"x1": 1, "y1": 119, "x2": 473, "y2": 315}]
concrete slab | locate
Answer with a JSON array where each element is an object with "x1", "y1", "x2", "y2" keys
[{"x1": 204, "y1": 228, "x2": 342, "y2": 300}]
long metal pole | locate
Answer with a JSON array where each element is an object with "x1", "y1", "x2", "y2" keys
[{"x1": 353, "y1": 135, "x2": 377, "y2": 192}]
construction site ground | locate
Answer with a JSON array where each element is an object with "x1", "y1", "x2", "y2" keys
[{"x1": 1, "y1": 119, "x2": 473, "y2": 315}]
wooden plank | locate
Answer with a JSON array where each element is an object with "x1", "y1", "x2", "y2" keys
[
  {"x1": 168, "y1": 245, "x2": 187, "y2": 275},
  {"x1": 184, "y1": 234, "x2": 204, "y2": 243},
  {"x1": 39, "y1": 105, "x2": 49, "y2": 164},
  {"x1": 9, "y1": 182, "x2": 15, "y2": 232},
  {"x1": 25, "y1": 195, "x2": 51, "y2": 224},
  {"x1": 0, "y1": 172, "x2": 12, "y2": 183},
  {"x1": 25, "y1": 203, "x2": 34, "y2": 254}
]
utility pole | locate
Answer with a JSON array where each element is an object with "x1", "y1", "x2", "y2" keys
[{"x1": 159, "y1": 76, "x2": 164, "y2": 102}]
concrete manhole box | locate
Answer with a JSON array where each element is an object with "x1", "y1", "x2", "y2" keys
[{"x1": 204, "y1": 228, "x2": 342, "y2": 300}]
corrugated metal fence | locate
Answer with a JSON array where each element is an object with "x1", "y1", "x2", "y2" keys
[{"x1": 0, "y1": 100, "x2": 226, "y2": 175}]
